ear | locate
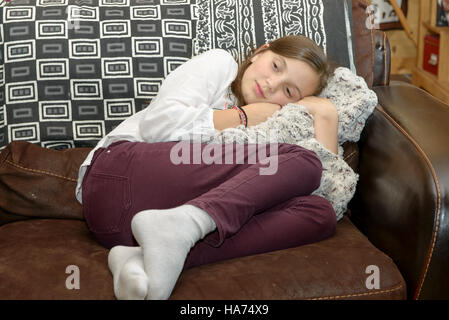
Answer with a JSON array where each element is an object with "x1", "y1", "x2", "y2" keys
[{"x1": 250, "y1": 43, "x2": 270, "y2": 62}]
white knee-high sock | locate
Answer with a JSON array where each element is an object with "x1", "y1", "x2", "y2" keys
[
  {"x1": 108, "y1": 246, "x2": 148, "y2": 300},
  {"x1": 131, "y1": 204, "x2": 216, "y2": 300}
]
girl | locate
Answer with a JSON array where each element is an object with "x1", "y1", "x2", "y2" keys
[
  {"x1": 0, "y1": 35, "x2": 340, "y2": 300},
  {"x1": 78, "y1": 35, "x2": 339, "y2": 300}
]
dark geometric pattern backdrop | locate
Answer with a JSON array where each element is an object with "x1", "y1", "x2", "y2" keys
[
  {"x1": 0, "y1": 0, "x2": 355, "y2": 151},
  {"x1": 194, "y1": 0, "x2": 355, "y2": 71},
  {"x1": 0, "y1": 0, "x2": 197, "y2": 149}
]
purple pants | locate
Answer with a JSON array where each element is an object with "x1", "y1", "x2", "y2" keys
[{"x1": 82, "y1": 140, "x2": 336, "y2": 270}]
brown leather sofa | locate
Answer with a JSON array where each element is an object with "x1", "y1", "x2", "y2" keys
[{"x1": 0, "y1": 0, "x2": 448, "y2": 300}]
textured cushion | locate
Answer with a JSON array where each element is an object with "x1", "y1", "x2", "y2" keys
[
  {"x1": 194, "y1": 0, "x2": 356, "y2": 70},
  {"x1": 0, "y1": 219, "x2": 114, "y2": 299},
  {"x1": 0, "y1": 0, "x2": 196, "y2": 150},
  {"x1": 318, "y1": 67, "x2": 378, "y2": 145},
  {"x1": 0, "y1": 217, "x2": 406, "y2": 299}
]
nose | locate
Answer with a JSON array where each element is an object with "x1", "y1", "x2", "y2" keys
[{"x1": 266, "y1": 76, "x2": 282, "y2": 93}]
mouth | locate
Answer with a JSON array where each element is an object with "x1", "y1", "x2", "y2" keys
[{"x1": 254, "y1": 81, "x2": 265, "y2": 98}]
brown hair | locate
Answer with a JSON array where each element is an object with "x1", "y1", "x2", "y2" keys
[{"x1": 230, "y1": 35, "x2": 334, "y2": 106}]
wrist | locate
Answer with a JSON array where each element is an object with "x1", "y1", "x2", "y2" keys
[
  {"x1": 213, "y1": 108, "x2": 241, "y2": 131},
  {"x1": 231, "y1": 105, "x2": 248, "y2": 127}
]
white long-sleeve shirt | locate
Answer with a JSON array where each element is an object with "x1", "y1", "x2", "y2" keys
[{"x1": 76, "y1": 49, "x2": 239, "y2": 203}]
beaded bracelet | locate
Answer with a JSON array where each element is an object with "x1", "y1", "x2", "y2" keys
[
  {"x1": 231, "y1": 105, "x2": 248, "y2": 128},
  {"x1": 224, "y1": 102, "x2": 248, "y2": 128}
]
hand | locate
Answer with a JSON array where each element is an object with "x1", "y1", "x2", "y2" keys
[
  {"x1": 241, "y1": 103, "x2": 282, "y2": 127},
  {"x1": 295, "y1": 96, "x2": 337, "y2": 119},
  {"x1": 296, "y1": 97, "x2": 339, "y2": 154}
]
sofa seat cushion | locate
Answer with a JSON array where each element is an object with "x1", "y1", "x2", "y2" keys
[
  {"x1": 0, "y1": 218, "x2": 114, "y2": 300},
  {"x1": 0, "y1": 217, "x2": 406, "y2": 300}
]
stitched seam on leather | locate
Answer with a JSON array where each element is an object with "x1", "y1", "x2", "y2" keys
[
  {"x1": 0, "y1": 147, "x2": 11, "y2": 167},
  {"x1": 383, "y1": 33, "x2": 387, "y2": 85},
  {"x1": 376, "y1": 106, "x2": 441, "y2": 300},
  {"x1": 307, "y1": 282, "x2": 404, "y2": 300},
  {"x1": 370, "y1": 27, "x2": 374, "y2": 86},
  {"x1": 5, "y1": 159, "x2": 78, "y2": 182},
  {"x1": 344, "y1": 150, "x2": 357, "y2": 162}
]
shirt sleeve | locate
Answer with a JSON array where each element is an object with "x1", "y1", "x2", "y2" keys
[{"x1": 138, "y1": 49, "x2": 238, "y2": 143}]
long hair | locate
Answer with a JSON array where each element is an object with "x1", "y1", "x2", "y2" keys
[{"x1": 230, "y1": 35, "x2": 334, "y2": 106}]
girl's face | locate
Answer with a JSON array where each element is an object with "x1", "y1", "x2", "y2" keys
[{"x1": 241, "y1": 48, "x2": 320, "y2": 106}]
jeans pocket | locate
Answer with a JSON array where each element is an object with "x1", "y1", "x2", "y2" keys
[{"x1": 83, "y1": 173, "x2": 131, "y2": 234}]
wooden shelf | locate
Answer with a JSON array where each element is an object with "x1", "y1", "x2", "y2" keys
[
  {"x1": 412, "y1": 0, "x2": 449, "y2": 106},
  {"x1": 422, "y1": 21, "x2": 449, "y2": 34}
]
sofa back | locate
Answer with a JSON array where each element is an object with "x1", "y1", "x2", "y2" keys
[
  {"x1": 351, "y1": 0, "x2": 391, "y2": 88},
  {"x1": 0, "y1": 0, "x2": 386, "y2": 151}
]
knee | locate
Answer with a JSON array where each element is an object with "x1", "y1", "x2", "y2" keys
[
  {"x1": 279, "y1": 144, "x2": 323, "y2": 186},
  {"x1": 296, "y1": 148, "x2": 323, "y2": 190},
  {"x1": 290, "y1": 195, "x2": 337, "y2": 239},
  {"x1": 308, "y1": 196, "x2": 337, "y2": 238}
]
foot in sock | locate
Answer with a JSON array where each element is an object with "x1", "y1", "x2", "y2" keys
[
  {"x1": 131, "y1": 204, "x2": 216, "y2": 300},
  {"x1": 108, "y1": 245, "x2": 148, "y2": 300}
]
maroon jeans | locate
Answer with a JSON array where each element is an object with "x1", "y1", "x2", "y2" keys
[{"x1": 82, "y1": 140, "x2": 336, "y2": 270}]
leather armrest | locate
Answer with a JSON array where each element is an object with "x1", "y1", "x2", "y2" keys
[{"x1": 349, "y1": 84, "x2": 449, "y2": 299}]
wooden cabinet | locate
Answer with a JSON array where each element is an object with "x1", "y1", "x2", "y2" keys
[{"x1": 412, "y1": 0, "x2": 449, "y2": 105}]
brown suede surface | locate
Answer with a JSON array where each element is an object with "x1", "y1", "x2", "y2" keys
[
  {"x1": 172, "y1": 216, "x2": 406, "y2": 300},
  {"x1": 0, "y1": 217, "x2": 405, "y2": 300},
  {"x1": 0, "y1": 219, "x2": 114, "y2": 300},
  {"x1": 0, "y1": 141, "x2": 92, "y2": 224}
]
